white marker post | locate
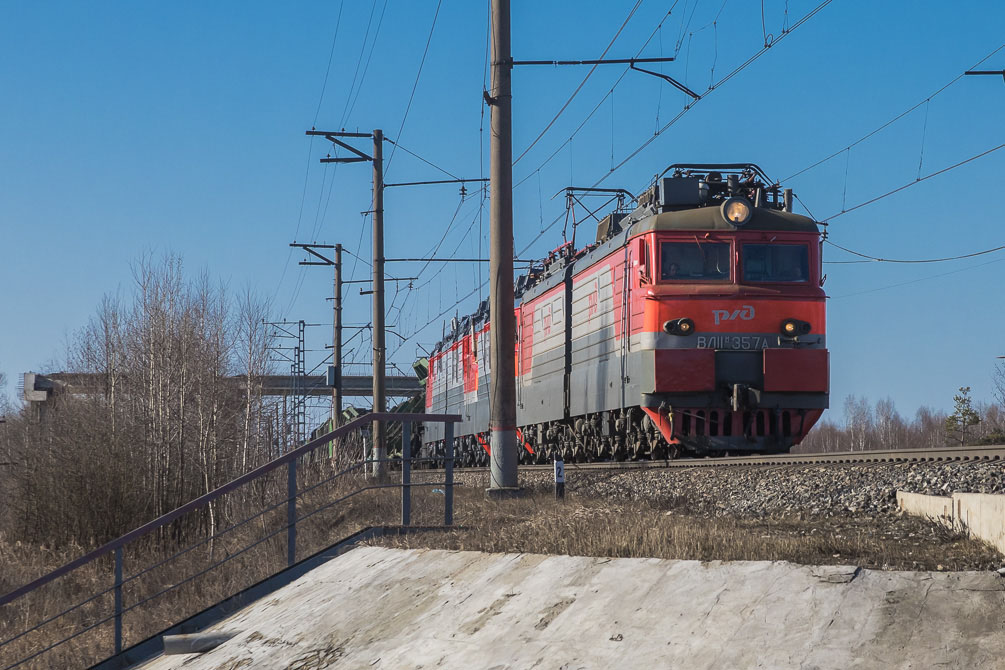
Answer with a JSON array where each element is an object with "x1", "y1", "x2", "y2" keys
[{"x1": 554, "y1": 459, "x2": 565, "y2": 499}]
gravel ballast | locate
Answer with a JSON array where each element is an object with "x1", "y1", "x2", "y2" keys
[{"x1": 445, "y1": 460, "x2": 1005, "y2": 517}]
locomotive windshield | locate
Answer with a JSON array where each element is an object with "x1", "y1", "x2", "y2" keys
[
  {"x1": 742, "y1": 244, "x2": 809, "y2": 283},
  {"x1": 660, "y1": 241, "x2": 730, "y2": 281}
]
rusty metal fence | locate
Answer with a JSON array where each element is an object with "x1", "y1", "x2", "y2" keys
[{"x1": 0, "y1": 412, "x2": 459, "y2": 670}]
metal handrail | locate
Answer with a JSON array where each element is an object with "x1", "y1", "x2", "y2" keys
[
  {"x1": 0, "y1": 412, "x2": 456, "y2": 607},
  {"x1": 0, "y1": 412, "x2": 459, "y2": 669}
]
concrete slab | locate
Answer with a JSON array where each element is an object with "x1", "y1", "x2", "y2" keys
[{"x1": 136, "y1": 547, "x2": 1005, "y2": 670}]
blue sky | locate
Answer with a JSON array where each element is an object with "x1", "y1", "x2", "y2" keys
[{"x1": 2, "y1": 1, "x2": 1005, "y2": 422}]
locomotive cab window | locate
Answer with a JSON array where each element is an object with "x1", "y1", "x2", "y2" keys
[
  {"x1": 660, "y1": 241, "x2": 730, "y2": 281},
  {"x1": 742, "y1": 244, "x2": 809, "y2": 283}
]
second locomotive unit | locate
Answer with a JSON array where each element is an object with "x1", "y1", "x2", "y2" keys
[{"x1": 424, "y1": 164, "x2": 828, "y2": 465}]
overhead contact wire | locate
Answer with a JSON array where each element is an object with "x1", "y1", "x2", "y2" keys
[
  {"x1": 517, "y1": 1, "x2": 832, "y2": 255},
  {"x1": 511, "y1": 0, "x2": 645, "y2": 166},
  {"x1": 514, "y1": 1, "x2": 684, "y2": 189},
  {"x1": 602, "y1": 0, "x2": 835, "y2": 182},
  {"x1": 385, "y1": 0, "x2": 444, "y2": 172},
  {"x1": 274, "y1": 3, "x2": 348, "y2": 311},
  {"x1": 822, "y1": 141, "x2": 1005, "y2": 222},
  {"x1": 781, "y1": 42, "x2": 1005, "y2": 183},
  {"x1": 825, "y1": 239, "x2": 1005, "y2": 264}
]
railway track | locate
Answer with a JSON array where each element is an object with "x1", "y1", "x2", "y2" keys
[{"x1": 447, "y1": 444, "x2": 1005, "y2": 474}]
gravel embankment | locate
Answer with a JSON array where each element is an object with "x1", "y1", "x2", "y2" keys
[{"x1": 447, "y1": 461, "x2": 1005, "y2": 517}]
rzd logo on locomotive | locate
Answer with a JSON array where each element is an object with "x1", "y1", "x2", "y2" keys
[{"x1": 712, "y1": 305, "x2": 755, "y2": 325}]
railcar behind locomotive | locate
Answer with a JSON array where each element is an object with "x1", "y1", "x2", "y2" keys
[{"x1": 423, "y1": 164, "x2": 828, "y2": 465}]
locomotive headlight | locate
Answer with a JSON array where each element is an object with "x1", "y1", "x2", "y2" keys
[
  {"x1": 721, "y1": 197, "x2": 753, "y2": 226},
  {"x1": 781, "y1": 318, "x2": 811, "y2": 337},
  {"x1": 664, "y1": 318, "x2": 695, "y2": 336}
]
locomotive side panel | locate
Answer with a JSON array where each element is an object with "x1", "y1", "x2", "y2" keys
[
  {"x1": 442, "y1": 343, "x2": 469, "y2": 431},
  {"x1": 424, "y1": 349, "x2": 447, "y2": 442},
  {"x1": 518, "y1": 284, "x2": 569, "y2": 425},
  {"x1": 469, "y1": 325, "x2": 491, "y2": 437},
  {"x1": 568, "y1": 256, "x2": 624, "y2": 416}
]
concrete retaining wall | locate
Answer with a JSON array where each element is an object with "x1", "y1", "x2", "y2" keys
[
  {"x1": 954, "y1": 493, "x2": 1005, "y2": 555},
  {"x1": 895, "y1": 491, "x2": 953, "y2": 523},
  {"x1": 897, "y1": 490, "x2": 1005, "y2": 554}
]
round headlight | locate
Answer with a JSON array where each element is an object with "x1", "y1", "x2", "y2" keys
[
  {"x1": 781, "y1": 319, "x2": 811, "y2": 337},
  {"x1": 663, "y1": 318, "x2": 696, "y2": 336},
  {"x1": 721, "y1": 197, "x2": 753, "y2": 226}
]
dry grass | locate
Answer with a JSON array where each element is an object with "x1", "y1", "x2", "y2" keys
[{"x1": 374, "y1": 486, "x2": 1004, "y2": 572}]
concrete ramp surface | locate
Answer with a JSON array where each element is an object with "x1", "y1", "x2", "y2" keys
[{"x1": 138, "y1": 547, "x2": 1005, "y2": 670}]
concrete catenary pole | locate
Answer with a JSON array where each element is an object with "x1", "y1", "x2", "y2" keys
[
  {"x1": 487, "y1": 0, "x2": 518, "y2": 492},
  {"x1": 372, "y1": 129, "x2": 387, "y2": 479},
  {"x1": 332, "y1": 243, "x2": 343, "y2": 426}
]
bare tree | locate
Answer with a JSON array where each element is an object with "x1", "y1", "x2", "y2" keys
[
  {"x1": 796, "y1": 395, "x2": 988, "y2": 454},
  {"x1": 2, "y1": 253, "x2": 277, "y2": 548},
  {"x1": 844, "y1": 395, "x2": 874, "y2": 451},
  {"x1": 235, "y1": 286, "x2": 274, "y2": 471},
  {"x1": 874, "y1": 397, "x2": 903, "y2": 451},
  {"x1": 0, "y1": 371, "x2": 9, "y2": 421}
]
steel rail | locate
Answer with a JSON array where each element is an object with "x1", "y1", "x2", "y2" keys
[{"x1": 445, "y1": 444, "x2": 1005, "y2": 474}]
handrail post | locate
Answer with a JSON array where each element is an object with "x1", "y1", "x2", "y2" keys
[
  {"x1": 401, "y1": 421, "x2": 411, "y2": 526},
  {"x1": 287, "y1": 458, "x2": 297, "y2": 567},
  {"x1": 444, "y1": 422, "x2": 454, "y2": 526},
  {"x1": 113, "y1": 546, "x2": 123, "y2": 654}
]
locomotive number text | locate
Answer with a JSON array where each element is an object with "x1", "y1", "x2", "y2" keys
[{"x1": 696, "y1": 335, "x2": 769, "y2": 350}]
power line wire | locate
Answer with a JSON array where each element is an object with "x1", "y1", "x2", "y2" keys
[
  {"x1": 272, "y1": 6, "x2": 349, "y2": 309},
  {"x1": 412, "y1": 198, "x2": 469, "y2": 280},
  {"x1": 511, "y1": 0, "x2": 645, "y2": 165},
  {"x1": 599, "y1": 0, "x2": 834, "y2": 184},
  {"x1": 337, "y1": 0, "x2": 381, "y2": 128},
  {"x1": 385, "y1": 0, "x2": 444, "y2": 172},
  {"x1": 271, "y1": 138, "x2": 316, "y2": 306},
  {"x1": 821, "y1": 141, "x2": 1005, "y2": 222},
  {"x1": 383, "y1": 137, "x2": 460, "y2": 180},
  {"x1": 342, "y1": 246, "x2": 371, "y2": 268},
  {"x1": 831, "y1": 256, "x2": 1005, "y2": 300},
  {"x1": 510, "y1": 2, "x2": 831, "y2": 271},
  {"x1": 825, "y1": 239, "x2": 1005, "y2": 264},
  {"x1": 780, "y1": 42, "x2": 1005, "y2": 184},
  {"x1": 513, "y1": 2, "x2": 684, "y2": 189},
  {"x1": 343, "y1": 0, "x2": 389, "y2": 123},
  {"x1": 312, "y1": 1, "x2": 346, "y2": 126}
]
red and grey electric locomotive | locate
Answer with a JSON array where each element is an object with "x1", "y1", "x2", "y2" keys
[{"x1": 423, "y1": 164, "x2": 828, "y2": 465}]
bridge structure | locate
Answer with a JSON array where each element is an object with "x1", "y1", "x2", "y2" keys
[
  {"x1": 22, "y1": 369, "x2": 424, "y2": 427},
  {"x1": 21, "y1": 371, "x2": 423, "y2": 409}
]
